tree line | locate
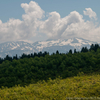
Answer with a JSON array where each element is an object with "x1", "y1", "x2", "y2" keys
[{"x1": 0, "y1": 43, "x2": 100, "y2": 64}]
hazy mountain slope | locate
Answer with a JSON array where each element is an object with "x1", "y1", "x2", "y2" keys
[
  {"x1": 0, "y1": 38, "x2": 97, "y2": 58},
  {"x1": 33, "y1": 38, "x2": 97, "y2": 53},
  {"x1": 0, "y1": 41, "x2": 36, "y2": 58}
]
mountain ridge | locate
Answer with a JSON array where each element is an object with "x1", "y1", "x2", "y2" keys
[{"x1": 0, "y1": 38, "x2": 98, "y2": 58}]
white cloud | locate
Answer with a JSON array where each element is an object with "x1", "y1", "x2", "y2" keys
[
  {"x1": 21, "y1": 1, "x2": 44, "y2": 22},
  {"x1": 40, "y1": 11, "x2": 84, "y2": 38},
  {"x1": 0, "y1": 1, "x2": 100, "y2": 43},
  {"x1": 83, "y1": 8, "x2": 97, "y2": 20},
  {"x1": 0, "y1": 1, "x2": 44, "y2": 43},
  {"x1": 40, "y1": 8, "x2": 100, "y2": 42}
]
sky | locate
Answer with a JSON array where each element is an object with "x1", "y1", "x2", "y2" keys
[{"x1": 0, "y1": 0, "x2": 100, "y2": 43}]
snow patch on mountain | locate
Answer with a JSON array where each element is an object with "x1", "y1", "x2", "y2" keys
[
  {"x1": 0, "y1": 38, "x2": 98, "y2": 58},
  {"x1": 34, "y1": 38, "x2": 96, "y2": 52}
]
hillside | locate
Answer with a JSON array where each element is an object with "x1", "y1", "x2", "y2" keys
[
  {"x1": 0, "y1": 44, "x2": 100, "y2": 99},
  {"x1": 0, "y1": 44, "x2": 100, "y2": 88},
  {"x1": 0, "y1": 73, "x2": 100, "y2": 100}
]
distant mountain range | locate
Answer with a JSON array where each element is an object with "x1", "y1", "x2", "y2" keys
[{"x1": 0, "y1": 38, "x2": 98, "y2": 58}]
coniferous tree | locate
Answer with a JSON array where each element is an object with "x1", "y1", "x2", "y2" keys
[
  {"x1": 94, "y1": 44, "x2": 100, "y2": 52},
  {"x1": 56, "y1": 50, "x2": 59, "y2": 54},
  {"x1": 69, "y1": 49, "x2": 72, "y2": 54},
  {"x1": 13, "y1": 54, "x2": 18, "y2": 60},
  {"x1": 81, "y1": 47, "x2": 88, "y2": 52},
  {"x1": 74, "y1": 49, "x2": 77, "y2": 53},
  {"x1": 90, "y1": 44, "x2": 95, "y2": 51}
]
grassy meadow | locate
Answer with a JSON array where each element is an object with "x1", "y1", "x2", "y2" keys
[{"x1": 0, "y1": 73, "x2": 100, "y2": 100}]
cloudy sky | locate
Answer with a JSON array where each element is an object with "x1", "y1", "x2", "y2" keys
[{"x1": 0, "y1": 0, "x2": 100, "y2": 43}]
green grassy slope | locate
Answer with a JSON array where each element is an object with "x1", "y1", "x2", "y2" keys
[{"x1": 0, "y1": 73, "x2": 100, "y2": 100}]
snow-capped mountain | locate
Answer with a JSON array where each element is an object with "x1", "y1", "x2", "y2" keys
[
  {"x1": 33, "y1": 38, "x2": 95, "y2": 53},
  {"x1": 0, "y1": 38, "x2": 98, "y2": 58},
  {"x1": 0, "y1": 41, "x2": 36, "y2": 58}
]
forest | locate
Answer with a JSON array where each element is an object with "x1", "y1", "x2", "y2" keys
[{"x1": 0, "y1": 43, "x2": 100, "y2": 88}]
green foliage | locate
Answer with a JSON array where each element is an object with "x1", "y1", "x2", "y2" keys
[
  {"x1": 77, "y1": 72, "x2": 85, "y2": 76},
  {"x1": 0, "y1": 74, "x2": 100, "y2": 99}
]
